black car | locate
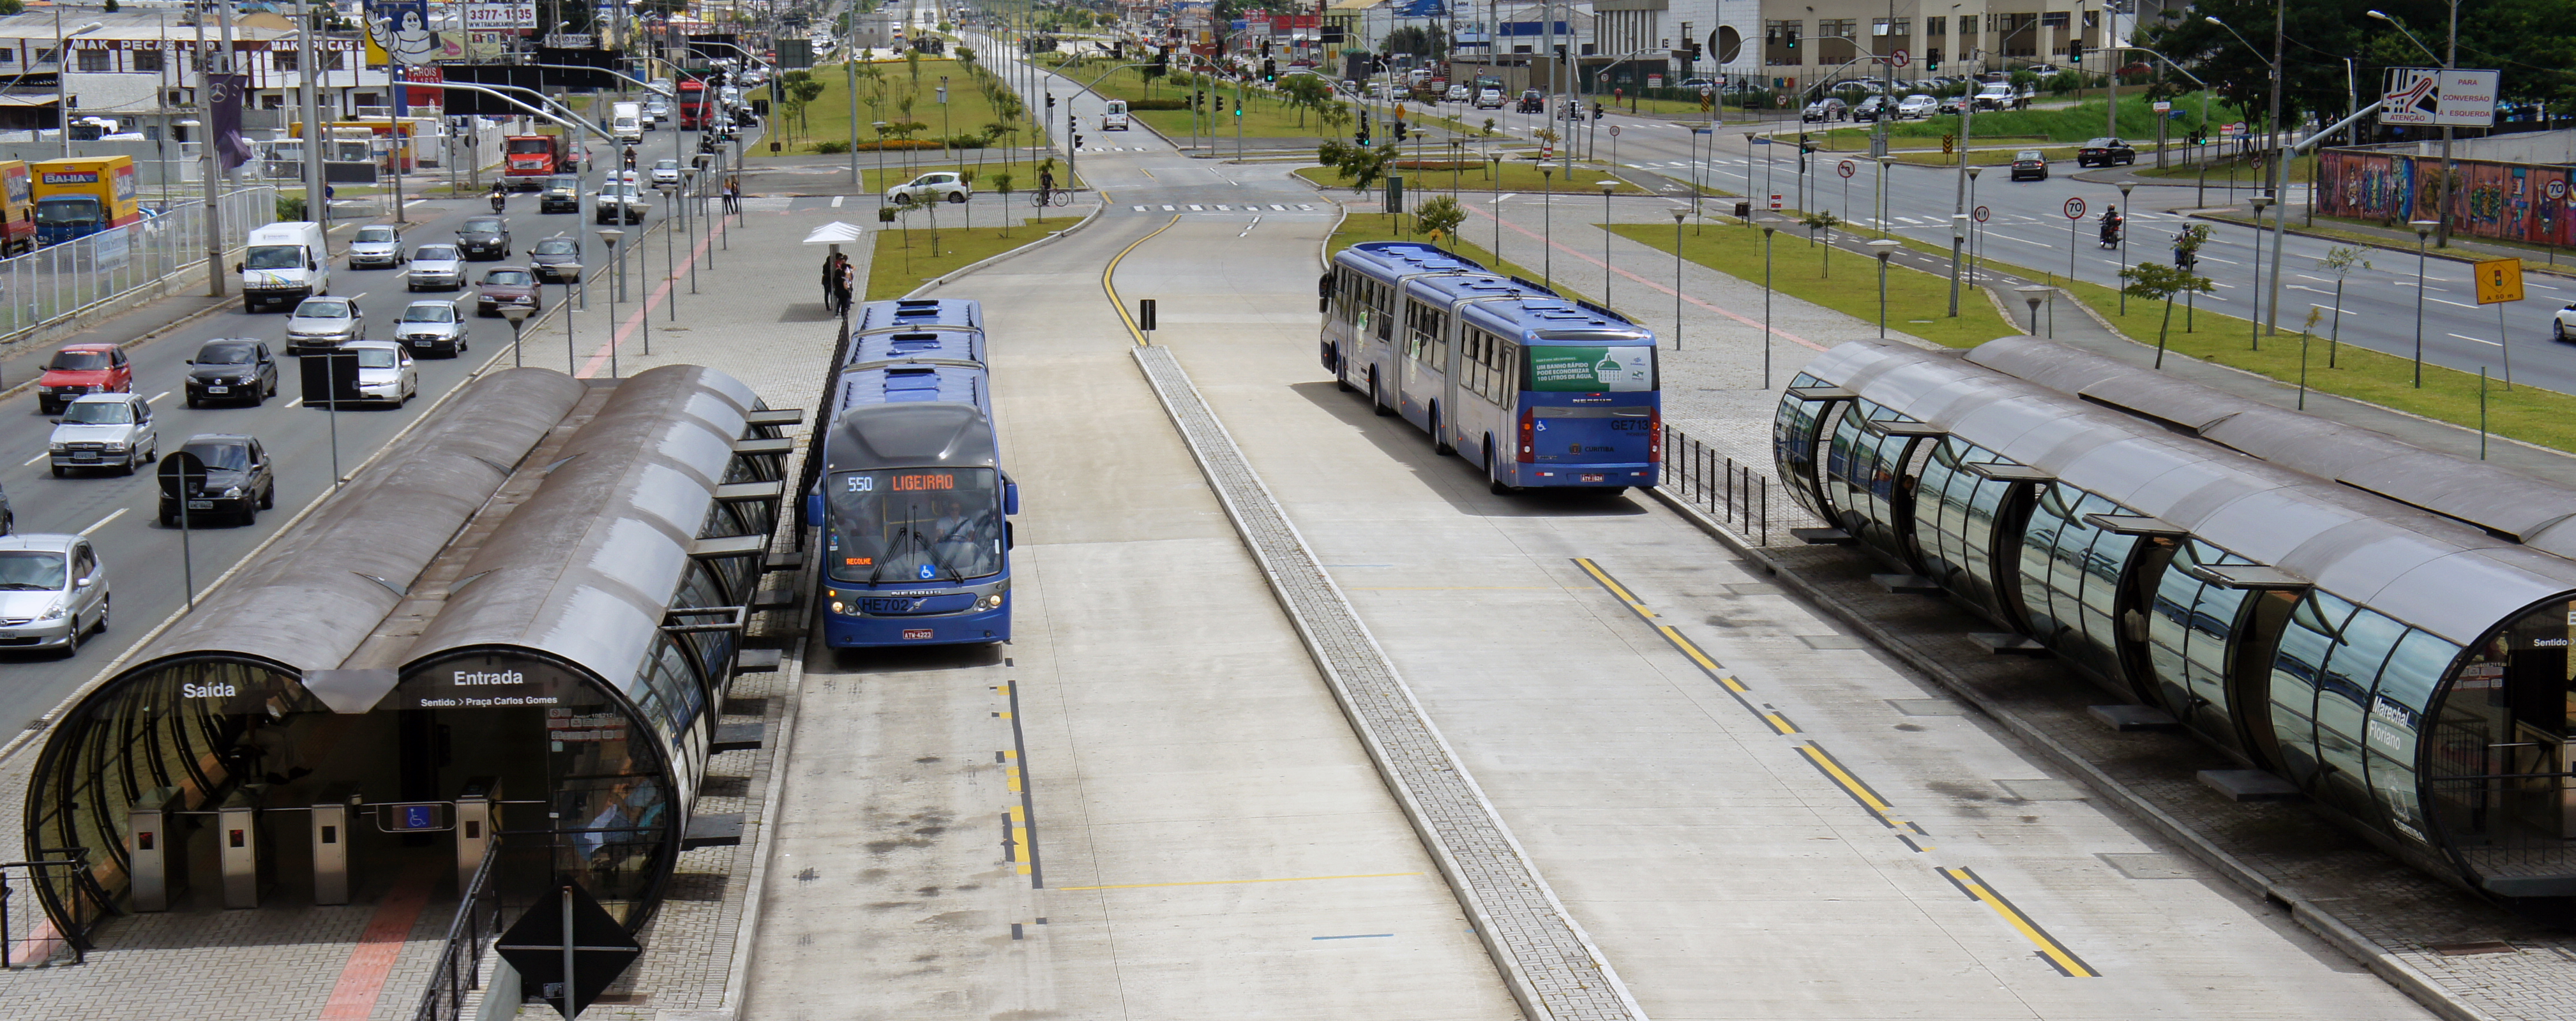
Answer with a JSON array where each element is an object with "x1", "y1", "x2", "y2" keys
[
  {"x1": 183, "y1": 339, "x2": 278, "y2": 408},
  {"x1": 538, "y1": 174, "x2": 581, "y2": 213},
  {"x1": 2009, "y1": 149, "x2": 2049, "y2": 181},
  {"x1": 159, "y1": 434, "x2": 276, "y2": 528},
  {"x1": 2075, "y1": 137, "x2": 2137, "y2": 167},
  {"x1": 456, "y1": 216, "x2": 512, "y2": 260},
  {"x1": 1516, "y1": 89, "x2": 1544, "y2": 113},
  {"x1": 528, "y1": 237, "x2": 582, "y2": 283},
  {"x1": 1851, "y1": 96, "x2": 1886, "y2": 123}
]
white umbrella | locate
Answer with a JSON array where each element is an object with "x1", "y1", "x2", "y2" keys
[{"x1": 802, "y1": 221, "x2": 870, "y2": 245}]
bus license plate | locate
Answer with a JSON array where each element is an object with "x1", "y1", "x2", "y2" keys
[
  {"x1": 902, "y1": 629, "x2": 934, "y2": 641},
  {"x1": 1581, "y1": 473, "x2": 1606, "y2": 483}
]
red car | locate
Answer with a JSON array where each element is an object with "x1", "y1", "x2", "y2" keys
[{"x1": 36, "y1": 343, "x2": 132, "y2": 415}]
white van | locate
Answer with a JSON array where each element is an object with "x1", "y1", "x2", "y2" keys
[
  {"x1": 612, "y1": 101, "x2": 644, "y2": 143},
  {"x1": 1100, "y1": 99, "x2": 1130, "y2": 131},
  {"x1": 238, "y1": 221, "x2": 331, "y2": 312}
]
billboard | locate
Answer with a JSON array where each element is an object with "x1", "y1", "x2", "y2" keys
[
  {"x1": 465, "y1": 2, "x2": 538, "y2": 30},
  {"x1": 2381, "y1": 67, "x2": 2500, "y2": 127},
  {"x1": 365, "y1": 0, "x2": 439, "y2": 66}
]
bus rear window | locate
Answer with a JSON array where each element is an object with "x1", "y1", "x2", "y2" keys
[{"x1": 1527, "y1": 345, "x2": 1654, "y2": 391}]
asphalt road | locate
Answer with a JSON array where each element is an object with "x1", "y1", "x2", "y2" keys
[{"x1": 0, "y1": 121, "x2": 727, "y2": 737}]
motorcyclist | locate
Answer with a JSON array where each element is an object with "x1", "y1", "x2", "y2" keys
[
  {"x1": 2173, "y1": 228, "x2": 2197, "y2": 269},
  {"x1": 2098, "y1": 206, "x2": 2123, "y2": 246},
  {"x1": 488, "y1": 181, "x2": 506, "y2": 213}
]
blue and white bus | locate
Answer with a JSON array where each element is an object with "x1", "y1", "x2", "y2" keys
[
  {"x1": 854, "y1": 297, "x2": 984, "y2": 335},
  {"x1": 1322, "y1": 241, "x2": 1661, "y2": 493},
  {"x1": 811, "y1": 299, "x2": 1016, "y2": 647}
]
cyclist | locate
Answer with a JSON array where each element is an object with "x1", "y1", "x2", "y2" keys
[{"x1": 1037, "y1": 166, "x2": 1056, "y2": 204}]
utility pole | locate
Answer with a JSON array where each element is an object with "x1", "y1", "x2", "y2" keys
[
  {"x1": 2437, "y1": 0, "x2": 2457, "y2": 247},
  {"x1": 301, "y1": 0, "x2": 325, "y2": 241},
  {"x1": 1948, "y1": 82, "x2": 1973, "y2": 316},
  {"x1": 199, "y1": 1, "x2": 227, "y2": 297},
  {"x1": 2263, "y1": 0, "x2": 2287, "y2": 334}
]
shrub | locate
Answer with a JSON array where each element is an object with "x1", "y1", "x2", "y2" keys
[
  {"x1": 1126, "y1": 98, "x2": 1191, "y2": 111},
  {"x1": 277, "y1": 194, "x2": 306, "y2": 221},
  {"x1": 810, "y1": 140, "x2": 852, "y2": 154}
]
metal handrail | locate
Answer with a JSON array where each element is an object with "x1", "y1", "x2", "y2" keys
[
  {"x1": 411, "y1": 845, "x2": 506, "y2": 1021},
  {"x1": 1, "y1": 849, "x2": 94, "y2": 967}
]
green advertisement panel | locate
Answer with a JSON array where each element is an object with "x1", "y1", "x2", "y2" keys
[{"x1": 1528, "y1": 345, "x2": 1654, "y2": 392}]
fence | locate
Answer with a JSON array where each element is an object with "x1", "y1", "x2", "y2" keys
[
  {"x1": 0, "y1": 186, "x2": 275, "y2": 352},
  {"x1": 1661, "y1": 425, "x2": 1796, "y2": 546},
  {"x1": 411, "y1": 845, "x2": 513, "y2": 1021},
  {"x1": 2, "y1": 850, "x2": 100, "y2": 968}
]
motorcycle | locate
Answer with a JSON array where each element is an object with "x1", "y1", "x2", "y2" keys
[
  {"x1": 2098, "y1": 219, "x2": 2123, "y2": 249},
  {"x1": 489, "y1": 191, "x2": 506, "y2": 214}
]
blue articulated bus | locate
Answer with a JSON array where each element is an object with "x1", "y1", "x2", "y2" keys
[
  {"x1": 854, "y1": 297, "x2": 984, "y2": 336},
  {"x1": 1322, "y1": 241, "x2": 1661, "y2": 493},
  {"x1": 810, "y1": 298, "x2": 1018, "y2": 647}
]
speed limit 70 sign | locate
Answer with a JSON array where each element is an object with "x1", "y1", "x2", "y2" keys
[{"x1": 2063, "y1": 197, "x2": 2087, "y2": 220}]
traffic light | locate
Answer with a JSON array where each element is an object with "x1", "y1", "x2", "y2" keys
[
  {"x1": 1685, "y1": 40, "x2": 1702, "y2": 61},
  {"x1": 1263, "y1": 58, "x2": 1276, "y2": 82},
  {"x1": 1925, "y1": 55, "x2": 1938, "y2": 71},
  {"x1": 1194, "y1": 89, "x2": 1205, "y2": 112},
  {"x1": 2067, "y1": 40, "x2": 2083, "y2": 63},
  {"x1": 1073, "y1": 133, "x2": 1085, "y2": 149},
  {"x1": 1357, "y1": 111, "x2": 1372, "y2": 146},
  {"x1": 1592, "y1": 102, "x2": 1604, "y2": 119},
  {"x1": 1044, "y1": 93, "x2": 1055, "y2": 112},
  {"x1": 1394, "y1": 119, "x2": 1408, "y2": 142}
]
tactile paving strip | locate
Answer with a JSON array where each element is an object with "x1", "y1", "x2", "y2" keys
[{"x1": 1132, "y1": 345, "x2": 1646, "y2": 1021}]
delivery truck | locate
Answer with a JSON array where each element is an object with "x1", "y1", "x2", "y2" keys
[{"x1": 31, "y1": 156, "x2": 139, "y2": 246}]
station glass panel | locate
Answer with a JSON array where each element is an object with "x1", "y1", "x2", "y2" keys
[
  {"x1": 2143, "y1": 540, "x2": 2257, "y2": 750},
  {"x1": 2016, "y1": 484, "x2": 2138, "y2": 682},
  {"x1": 2269, "y1": 591, "x2": 2359, "y2": 787},
  {"x1": 1910, "y1": 438, "x2": 2012, "y2": 619},
  {"x1": 1774, "y1": 373, "x2": 1834, "y2": 519},
  {"x1": 2316, "y1": 608, "x2": 2409, "y2": 823},
  {"x1": 2423, "y1": 595, "x2": 2576, "y2": 876},
  {"x1": 2369, "y1": 628, "x2": 2459, "y2": 846},
  {"x1": 1819, "y1": 400, "x2": 1918, "y2": 563}
]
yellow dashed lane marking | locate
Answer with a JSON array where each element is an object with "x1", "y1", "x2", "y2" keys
[
  {"x1": 1941, "y1": 867, "x2": 2100, "y2": 977},
  {"x1": 1060, "y1": 872, "x2": 1424, "y2": 891}
]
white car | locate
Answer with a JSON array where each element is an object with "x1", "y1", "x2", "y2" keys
[
  {"x1": 1444, "y1": 84, "x2": 1470, "y2": 102},
  {"x1": 48, "y1": 393, "x2": 157, "y2": 477},
  {"x1": 0, "y1": 533, "x2": 111, "y2": 655},
  {"x1": 396, "y1": 299, "x2": 470, "y2": 357},
  {"x1": 594, "y1": 184, "x2": 651, "y2": 224},
  {"x1": 1474, "y1": 87, "x2": 1505, "y2": 109},
  {"x1": 888, "y1": 172, "x2": 970, "y2": 205},
  {"x1": 338, "y1": 341, "x2": 419, "y2": 408},
  {"x1": 2554, "y1": 303, "x2": 2576, "y2": 341},
  {"x1": 1100, "y1": 99, "x2": 1130, "y2": 131},
  {"x1": 1895, "y1": 94, "x2": 1940, "y2": 119},
  {"x1": 651, "y1": 158, "x2": 682, "y2": 189},
  {"x1": 347, "y1": 223, "x2": 405, "y2": 268},
  {"x1": 407, "y1": 244, "x2": 465, "y2": 290}
]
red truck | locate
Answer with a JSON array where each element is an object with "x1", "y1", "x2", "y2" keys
[
  {"x1": 677, "y1": 79, "x2": 712, "y2": 131},
  {"x1": 502, "y1": 134, "x2": 569, "y2": 190}
]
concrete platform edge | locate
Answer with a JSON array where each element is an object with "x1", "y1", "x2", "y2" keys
[
  {"x1": 672, "y1": 627, "x2": 806, "y2": 1021},
  {"x1": 1642, "y1": 482, "x2": 2497, "y2": 1021},
  {"x1": 1129, "y1": 343, "x2": 1650, "y2": 1021}
]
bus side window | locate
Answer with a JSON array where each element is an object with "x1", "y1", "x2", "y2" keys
[{"x1": 1499, "y1": 344, "x2": 1519, "y2": 395}]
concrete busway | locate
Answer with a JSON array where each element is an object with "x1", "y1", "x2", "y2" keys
[
  {"x1": 0, "y1": 120, "x2": 737, "y2": 752},
  {"x1": 19, "y1": 362, "x2": 792, "y2": 948},
  {"x1": 1083, "y1": 191, "x2": 2435, "y2": 1016}
]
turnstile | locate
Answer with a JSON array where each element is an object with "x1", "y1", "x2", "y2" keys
[
  {"x1": 217, "y1": 785, "x2": 269, "y2": 909},
  {"x1": 455, "y1": 777, "x2": 501, "y2": 894},
  {"x1": 126, "y1": 787, "x2": 187, "y2": 912},
  {"x1": 311, "y1": 785, "x2": 360, "y2": 906}
]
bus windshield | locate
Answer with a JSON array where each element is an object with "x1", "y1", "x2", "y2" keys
[
  {"x1": 1526, "y1": 343, "x2": 1655, "y2": 391},
  {"x1": 824, "y1": 468, "x2": 1003, "y2": 585}
]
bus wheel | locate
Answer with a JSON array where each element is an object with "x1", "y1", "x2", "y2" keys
[
  {"x1": 1486, "y1": 438, "x2": 1516, "y2": 495},
  {"x1": 1369, "y1": 373, "x2": 1391, "y2": 417},
  {"x1": 1431, "y1": 404, "x2": 1454, "y2": 455}
]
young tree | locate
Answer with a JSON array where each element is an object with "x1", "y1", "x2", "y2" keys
[
  {"x1": 2120, "y1": 262, "x2": 2216, "y2": 370},
  {"x1": 1279, "y1": 73, "x2": 1333, "y2": 127},
  {"x1": 2317, "y1": 245, "x2": 2370, "y2": 367},
  {"x1": 1316, "y1": 138, "x2": 1397, "y2": 192},
  {"x1": 1800, "y1": 210, "x2": 1841, "y2": 278},
  {"x1": 989, "y1": 173, "x2": 1014, "y2": 234},
  {"x1": 1416, "y1": 195, "x2": 1466, "y2": 251}
]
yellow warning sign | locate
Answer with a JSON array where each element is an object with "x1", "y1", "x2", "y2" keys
[{"x1": 2476, "y1": 257, "x2": 2524, "y2": 304}]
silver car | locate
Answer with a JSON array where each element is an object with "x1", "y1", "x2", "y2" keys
[
  {"x1": 651, "y1": 158, "x2": 682, "y2": 189},
  {"x1": 0, "y1": 533, "x2": 110, "y2": 655},
  {"x1": 395, "y1": 299, "x2": 469, "y2": 357},
  {"x1": 341, "y1": 341, "x2": 419, "y2": 407},
  {"x1": 285, "y1": 296, "x2": 365, "y2": 355},
  {"x1": 594, "y1": 183, "x2": 651, "y2": 224},
  {"x1": 407, "y1": 243, "x2": 466, "y2": 291},
  {"x1": 47, "y1": 392, "x2": 158, "y2": 477},
  {"x1": 348, "y1": 223, "x2": 405, "y2": 268}
]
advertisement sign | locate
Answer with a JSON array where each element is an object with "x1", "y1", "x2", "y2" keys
[
  {"x1": 1528, "y1": 346, "x2": 1655, "y2": 392},
  {"x1": 465, "y1": 1, "x2": 538, "y2": 31},
  {"x1": 366, "y1": 0, "x2": 440, "y2": 65},
  {"x1": 2381, "y1": 67, "x2": 2501, "y2": 127}
]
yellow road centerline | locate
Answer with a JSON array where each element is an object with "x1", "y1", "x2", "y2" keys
[
  {"x1": 1571, "y1": 557, "x2": 1655, "y2": 618},
  {"x1": 1104, "y1": 214, "x2": 1182, "y2": 345},
  {"x1": 1795, "y1": 742, "x2": 1897, "y2": 817},
  {"x1": 1941, "y1": 867, "x2": 2099, "y2": 977},
  {"x1": 1060, "y1": 871, "x2": 1424, "y2": 892}
]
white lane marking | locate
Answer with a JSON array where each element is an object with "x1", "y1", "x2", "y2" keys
[
  {"x1": 1215, "y1": 204, "x2": 1230, "y2": 211},
  {"x1": 1187, "y1": 204, "x2": 1203, "y2": 211},
  {"x1": 1133, "y1": 205, "x2": 1147, "y2": 211},
  {"x1": 22, "y1": 451, "x2": 48, "y2": 466},
  {"x1": 2530, "y1": 281, "x2": 2562, "y2": 291},
  {"x1": 79, "y1": 508, "x2": 126, "y2": 535},
  {"x1": 1239, "y1": 216, "x2": 1262, "y2": 238},
  {"x1": 1992, "y1": 232, "x2": 2052, "y2": 247},
  {"x1": 1163, "y1": 204, "x2": 1176, "y2": 211},
  {"x1": 147, "y1": 391, "x2": 170, "y2": 404},
  {"x1": 283, "y1": 398, "x2": 303, "y2": 408},
  {"x1": 831, "y1": 195, "x2": 845, "y2": 207},
  {"x1": 2430, "y1": 297, "x2": 2481, "y2": 309},
  {"x1": 2197, "y1": 255, "x2": 2238, "y2": 265},
  {"x1": 2448, "y1": 332, "x2": 2503, "y2": 347},
  {"x1": 1497, "y1": 193, "x2": 1518, "y2": 202}
]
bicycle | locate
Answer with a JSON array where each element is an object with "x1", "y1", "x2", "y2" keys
[{"x1": 1031, "y1": 186, "x2": 1071, "y2": 207}]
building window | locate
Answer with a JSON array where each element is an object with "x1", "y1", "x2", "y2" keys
[
  {"x1": 36, "y1": 47, "x2": 57, "y2": 66},
  {"x1": 1872, "y1": 18, "x2": 1910, "y2": 36},
  {"x1": 325, "y1": 50, "x2": 345, "y2": 71},
  {"x1": 1764, "y1": 19, "x2": 1802, "y2": 66},
  {"x1": 75, "y1": 49, "x2": 109, "y2": 72},
  {"x1": 2040, "y1": 11, "x2": 2070, "y2": 29},
  {"x1": 1959, "y1": 15, "x2": 1977, "y2": 36},
  {"x1": 273, "y1": 50, "x2": 296, "y2": 71},
  {"x1": 133, "y1": 50, "x2": 162, "y2": 73},
  {"x1": 1926, "y1": 16, "x2": 1945, "y2": 36}
]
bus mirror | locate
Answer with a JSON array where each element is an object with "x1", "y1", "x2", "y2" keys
[
  {"x1": 1316, "y1": 272, "x2": 1332, "y2": 298},
  {"x1": 1003, "y1": 479, "x2": 1019, "y2": 516},
  {"x1": 804, "y1": 491, "x2": 822, "y2": 526},
  {"x1": 1006, "y1": 521, "x2": 1014, "y2": 550}
]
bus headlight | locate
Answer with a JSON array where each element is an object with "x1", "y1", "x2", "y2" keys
[
  {"x1": 829, "y1": 600, "x2": 847, "y2": 615},
  {"x1": 979, "y1": 593, "x2": 1004, "y2": 609}
]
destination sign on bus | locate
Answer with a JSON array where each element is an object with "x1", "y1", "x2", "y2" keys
[{"x1": 848, "y1": 472, "x2": 959, "y2": 492}]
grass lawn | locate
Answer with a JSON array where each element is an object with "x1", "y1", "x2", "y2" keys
[
  {"x1": 1330, "y1": 212, "x2": 1597, "y2": 306},
  {"x1": 1867, "y1": 92, "x2": 2250, "y2": 144},
  {"x1": 866, "y1": 220, "x2": 1069, "y2": 301},
  {"x1": 764, "y1": 57, "x2": 1045, "y2": 160},
  {"x1": 1042, "y1": 57, "x2": 1327, "y2": 138},
  {"x1": 1296, "y1": 161, "x2": 1649, "y2": 196},
  {"x1": 2131, "y1": 153, "x2": 2316, "y2": 184},
  {"x1": 1611, "y1": 220, "x2": 2020, "y2": 349}
]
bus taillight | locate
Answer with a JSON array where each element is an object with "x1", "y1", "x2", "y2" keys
[
  {"x1": 1517, "y1": 406, "x2": 1535, "y2": 463},
  {"x1": 1648, "y1": 407, "x2": 1662, "y2": 462}
]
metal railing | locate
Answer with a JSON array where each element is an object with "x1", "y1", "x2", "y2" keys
[
  {"x1": 0, "y1": 186, "x2": 275, "y2": 352},
  {"x1": 1661, "y1": 426, "x2": 1775, "y2": 546},
  {"x1": 2, "y1": 851, "x2": 98, "y2": 968},
  {"x1": 412, "y1": 847, "x2": 508, "y2": 1021}
]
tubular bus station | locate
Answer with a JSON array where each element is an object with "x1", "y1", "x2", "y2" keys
[
  {"x1": 1775, "y1": 338, "x2": 2576, "y2": 920},
  {"x1": 21, "y1": 364, "x2": 800, "y2": 946}
]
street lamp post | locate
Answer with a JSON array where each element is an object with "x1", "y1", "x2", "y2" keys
[
  {"x1": 2116, "y1": 181, "x2": 2135, "y2": 313},
  {"x1": 1670, "y1": 207, "x2": 1686, "y2": 351},
  {"x1": 501, "y1": 303, "x2": 532, "y2": 368},
  {"x1": 598, "y1": 227, "x2": 625, "y2": 378},
  {"x1": 1597, "y1": 180, "x2": 1617, "y2": 304},
  {"x1": 1965, "y1": 165, "x2": 1982, "y2": 283},
  {"x1": 1539, "y1": 164, "x2": 1554, "y2": 287},
  {"x1": 2250, "y1": 195, "x2": 2272, "y2": 347},
  {"x1": 1867, "y1": 239, "x2": 1901, "y2": 338},
  {"x1": 54, "y1": 18, "x2": 102, "y2": 160},
  {"x1": 1489, "y1": 154, "x2": 1503, "y2": 256},
  {"x1": 2411, "y1": 219, "x2": 2438, "y2": 386},
  {"x1": 1761, "y1": 218, "x2": 1779, "y2": 389}
]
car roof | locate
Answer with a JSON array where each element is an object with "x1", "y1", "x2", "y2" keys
[
  {"x1": 343, "y1": 339, "x2": 400, "y2": 350},
  {"x1": 403, "y1": 299, "x2": 456, "y2": 308},
  {"x1": 0, "y1": 533, "x2": 79, "y2": 553},
  {"x1": 298, "y1": 296, "x2": 355, "y2": 306},
  {"x1": 58, "y1": 342, "x2": 115, "y2": 352},
  {"x1": 182, "y1": 433, "x2": 252, "y2": 445}
]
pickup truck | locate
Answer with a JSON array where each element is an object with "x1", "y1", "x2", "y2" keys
[{"x1": 1972, "y1": 84, "x2": 2027, "y2": 110}]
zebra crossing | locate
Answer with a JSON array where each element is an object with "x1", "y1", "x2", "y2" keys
[
  {"x1": 1131, "y1": 203, "x2": 1318, "y2": 212},
  {"x1": 1079, "y1": 146, "x2": 1157, "y2": 153}
]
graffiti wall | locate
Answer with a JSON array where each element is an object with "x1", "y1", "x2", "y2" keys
[{"x1": 2320, "y1": 148, "x2": 2574, "y2": 247}]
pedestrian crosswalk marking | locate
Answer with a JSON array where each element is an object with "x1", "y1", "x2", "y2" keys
[
  {"x1": 1133, "y1": 205, "x2": 1148, "y2": 211},
  {"x1": 1189, "y1": 204, "x2": 1204, "y2": 211},
  {"x1": 1164, "y1": 204, "x2": 1178, "y2": 211},
  {"x1": 830, "y1": 195, "x2": 845, "y2": 207}
]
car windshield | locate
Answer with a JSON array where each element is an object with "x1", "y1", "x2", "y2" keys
[
  {"x1": 484, "y1": 270, "x2": 534, "y2": 286},
  {"x1": 61, "y1": 400, "x2": 133, "y2": 424},
  {"x1": 354, "y1": 348, "x2": 400, "y2": 369},
  {"x1": 547, "y1": 176, "x2": 576, "y2": 191},
  {"x1": 0, "y1": 551, "x2": 66, "y2": 591},
  {"x1": 295, "y1": 302, "x2": 349, "y2": 319},
  {"x1": 355, "y1": 227, "x2": 396, "y2": 243},
  {"x1": 46, "y1": 351, "x2": 109, "y2": 370},
  {"x1": 461, "y1": 218, "x2": 502, "y2": 234},
  {"x1": 414, "y1": 246, "x2": 459, "y2": 261},
  {"x1": 244, "y1": 245, "x2": 305, "y2": 270},
  {"x1": 402, "y1": 305, "x2": 455, "y2": 322},
  {"x1": 824, "y1": 468, "x2": 1004, "y2": 584},
  {"x1": 197, "y1": 343, "x2": 257, "y2": 364},
  {"x1": 181, "y1": 441, "x2": 250, "y2": 471},
  {"x1": 2018, "y1": 151, "x2": 2044, "y2": 161},
  {"x1": 535, "y1": 239, "x2": 576, "y2": 255},
  {"x1": 656, "y1": 160, "x2": 678, "y2": 170}
]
